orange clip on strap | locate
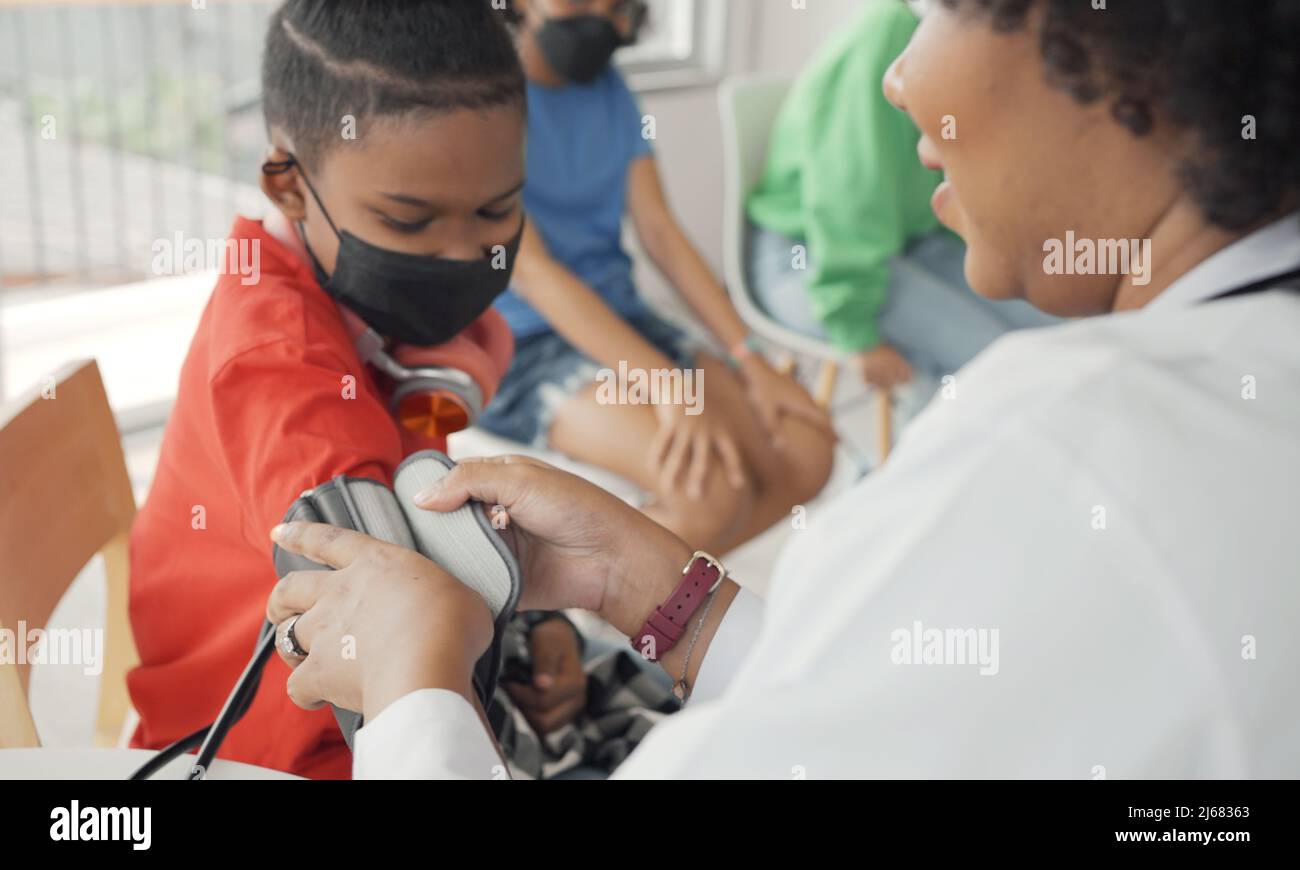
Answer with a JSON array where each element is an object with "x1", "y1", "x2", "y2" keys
[
  {"x1": 339, "y1": 306, "x2": 515, "y2": 438},
  {"x1": 396, "y1": 391, "x2": 472, "y2": 439}
]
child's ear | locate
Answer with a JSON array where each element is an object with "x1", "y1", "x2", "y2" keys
[{"x1": 260, "y1": 145, "x2": 308, "y2": 222}]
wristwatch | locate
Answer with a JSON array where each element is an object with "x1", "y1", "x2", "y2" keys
[{"x1": 630, "y1": 551, "x2": 726, "y2": 663}]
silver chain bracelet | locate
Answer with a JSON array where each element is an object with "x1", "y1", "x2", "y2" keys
[{"x1": 672, "y1": 588, "x2": 718, "y2": 706}]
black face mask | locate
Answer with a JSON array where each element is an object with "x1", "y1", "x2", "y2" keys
[
  {"x1": 536, "y1": 14, "x2": 633, "y2": 84},
  {"x1": 270, "y1": 156, "x2": 523, "y2": 348}
]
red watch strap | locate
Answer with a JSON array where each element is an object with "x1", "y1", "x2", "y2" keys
[{"x1": 631, "y1": 551, "x2": 725, "y2": 662}]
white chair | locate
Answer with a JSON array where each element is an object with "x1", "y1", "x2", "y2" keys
[{"x1": 718, "y1": 74, "x2": 892, "y2": 460}]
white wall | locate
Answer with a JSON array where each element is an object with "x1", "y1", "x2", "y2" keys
[
  {"x1": 749, "y1": 0, "x2": 872, "y2": 78},
  {"x1": 633, "y1": 0, "x2": 870, "y2": 311}
]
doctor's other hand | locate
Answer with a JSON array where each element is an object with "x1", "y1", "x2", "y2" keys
[
  {"x1": 853, "y1": 344, "x2": 912, "y2": 391},
  {"x1": 413, "y1": 455, "x2": 694, "y2": 638},
  {"x1": 268, "y1": 523, "x2": 494, "y2": 723}
]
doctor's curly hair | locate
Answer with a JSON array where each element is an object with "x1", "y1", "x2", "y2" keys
[{"x1": 939, "y1": 0, "x2": 1300, "y2": 231}]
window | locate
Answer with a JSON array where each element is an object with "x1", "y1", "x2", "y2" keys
[
  {"x1": 0, "y1": 1, "x2": 271, "y2": 416},
  {"x1": 618, "y1": 0, "x2": 730, "y2": 92}
]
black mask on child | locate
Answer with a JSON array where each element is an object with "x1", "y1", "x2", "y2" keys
[
  {"x1": 536, "y1": 14, "x2": 634, "y2": 84},
  {"x1": 265, "y1": 155, "x2": 523, "y2": 348}
]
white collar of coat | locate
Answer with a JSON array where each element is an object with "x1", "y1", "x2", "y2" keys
[{"x1": 1146, "y1": 211, "x2": 1300, "y2": 311}]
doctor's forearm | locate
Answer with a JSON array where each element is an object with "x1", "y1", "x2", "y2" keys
[{"x1": 597, "y1": 528, "x2": 744, "y2": 694}]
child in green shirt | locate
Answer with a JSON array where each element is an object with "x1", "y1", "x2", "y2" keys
[{"x1": 746, "y1": 0, "x2": 1055, "y2": 392}]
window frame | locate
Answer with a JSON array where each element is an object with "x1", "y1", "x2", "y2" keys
[{"x1": 617, "y1": 0, "x2": 730, "y2": 93}]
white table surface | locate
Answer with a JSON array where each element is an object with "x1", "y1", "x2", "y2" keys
[{"x1": 0, "y1": 748, "x2": 302, "y2": 780}]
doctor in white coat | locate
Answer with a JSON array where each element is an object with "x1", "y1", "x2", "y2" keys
[{"x1": 266, "y1": 0, "x2": 1300, "y2": 778}]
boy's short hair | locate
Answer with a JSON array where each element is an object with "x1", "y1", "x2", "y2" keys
[{"x1": 262, "y1": 0, "x2": 525, "y2": 171}]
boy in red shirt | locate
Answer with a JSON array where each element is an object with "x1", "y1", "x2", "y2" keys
[{"x1": 126, "y1": 0, "x2": 583, "y2": 778}]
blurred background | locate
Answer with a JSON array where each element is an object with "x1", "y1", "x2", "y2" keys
[
  {"x1": 2, "y1": 0, "x2": 879, "y2": 745},
  {"x1": 0, "y1": 0, "x2": 867, "y2": 428}
]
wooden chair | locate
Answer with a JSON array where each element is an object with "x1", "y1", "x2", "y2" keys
[{"x1": 0, "y1": 360, "x2": 139, "y2": 748}]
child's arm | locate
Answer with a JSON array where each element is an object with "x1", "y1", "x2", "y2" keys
[
  {"x1": 211, "y1": 339, "x2": 405, "y2": 555},
  {"x1": 512, "y1": 220, "x2": 677, "y2": 378},
  {"x1": 626, "y1": 156, "x2": 750, "y2": 353},
  {"x1": 626, "y1": 156, "x2": 832, "y2": 443},
  {"x1": 207, "y1": 337, "x2": 407, "y2": 776}
]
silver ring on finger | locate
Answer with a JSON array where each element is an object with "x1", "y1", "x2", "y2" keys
[{"x1": 280, "y1": 614, "x2": 308, "y2": 658}]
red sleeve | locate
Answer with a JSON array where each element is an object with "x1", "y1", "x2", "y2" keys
[
  {"x1": 203, "y1": 337, "x2": 403, "y2": 778},
  {"x1": 210, "y1": 336, "x2": 403, "y2": 556}
]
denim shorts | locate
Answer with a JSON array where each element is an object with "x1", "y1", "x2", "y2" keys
[{"x1": 478, "y1": 307, "x2": 702, "y2": 448}]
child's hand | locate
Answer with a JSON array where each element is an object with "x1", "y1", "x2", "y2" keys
[
  {"x1": 854, "y1": 344, "x2": 912, "y2": 390},
  {"x1": 503, "y1": 618, "x2": 587, "y2": 735},
  {"x1": 736, "y1": 357, "x2": 836, "y2": 450},
  {"x1": 650, "y1": 404, "x2": 746, "y2": 499}
]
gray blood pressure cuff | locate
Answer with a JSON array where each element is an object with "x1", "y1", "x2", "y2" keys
[{"x1": 271, "y1": 450, "x2": 522, "y2": 750}]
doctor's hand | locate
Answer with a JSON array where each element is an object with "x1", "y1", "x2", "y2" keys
[
  {"x1": 267, "y1": 523, "x2": 494, "y2": 724},
  {"x1": 412, "y1": 455, "x2": 694, "y2": 639}
]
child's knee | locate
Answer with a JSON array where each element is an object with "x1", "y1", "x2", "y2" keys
[
  {"x1": 771, "y1": 420, "x2": 836, "y2": 504},
  {"x1": 655, "y1": 470, "x2": 755, "y2": 547}
]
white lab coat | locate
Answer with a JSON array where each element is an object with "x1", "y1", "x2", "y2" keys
[{"x1": 354, "y1": 214, "x2": 1300, "y2": 779}]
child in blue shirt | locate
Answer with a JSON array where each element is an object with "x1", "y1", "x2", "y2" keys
[{"x1": 481, "y1": 0, "x2": 836, "y2": 555}]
